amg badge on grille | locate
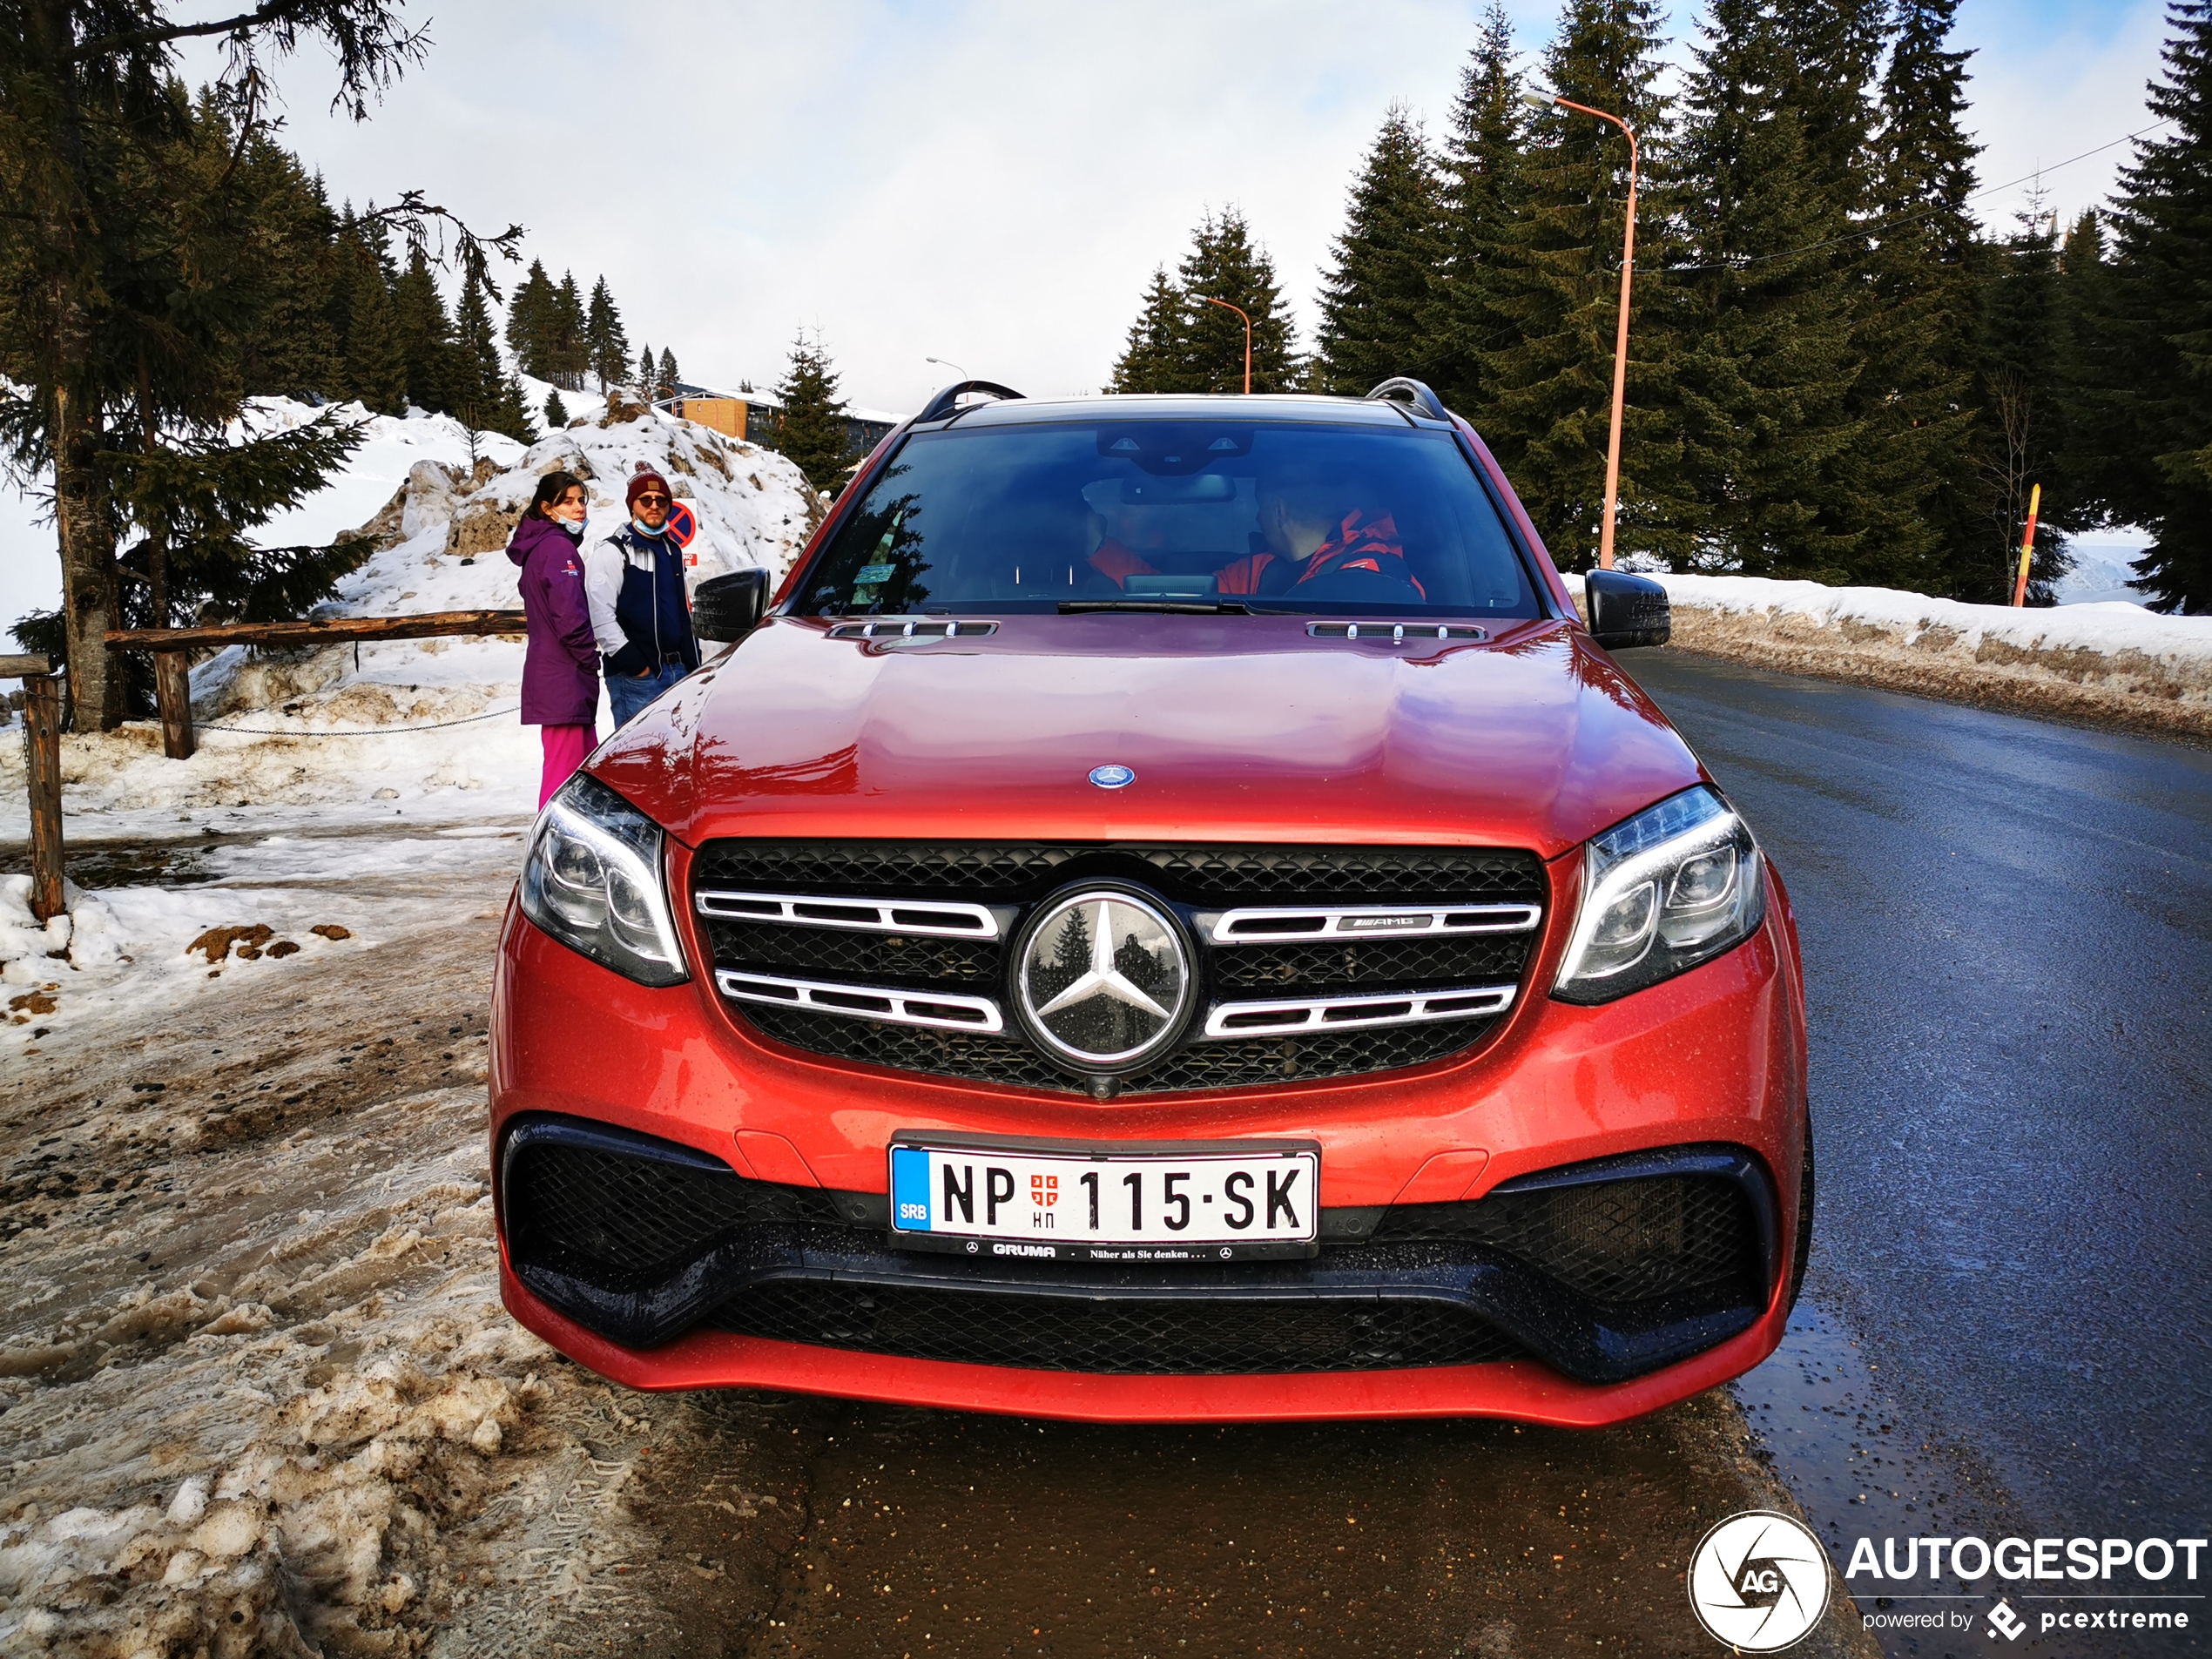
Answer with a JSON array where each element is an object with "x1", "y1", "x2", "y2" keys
[{"x1": 1014, "y1": 890, "x2": 1191, "y2": 1071}]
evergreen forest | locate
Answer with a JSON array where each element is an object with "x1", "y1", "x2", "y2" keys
[{"x1": 1110, "y1": 0, "x2": 2212, "y2": 613}]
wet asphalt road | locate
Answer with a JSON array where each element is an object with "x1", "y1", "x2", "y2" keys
[{"x1": 1628, "y1": 650, "x2": 2212, "y2": 1550}]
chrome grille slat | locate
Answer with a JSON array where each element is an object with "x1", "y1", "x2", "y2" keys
[
  {"x1": 1205, "y1": 901, "x2": 1540, "y2": 943},
  {"x1": 696, "y1": 888, "x2": 1001, "y2": 940},
  {"x1": 713, "y1": 969, "x2": 1004, "y2": 1034},
  {"x1": 1202, "y1": 983, "x2": 1517, "y2": 1039}
]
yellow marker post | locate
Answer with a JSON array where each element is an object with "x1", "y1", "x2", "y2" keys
[{"x1": 2011, "y1": 482, "x2": 2041, "y2": 607}]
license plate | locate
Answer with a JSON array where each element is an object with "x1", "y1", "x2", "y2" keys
[{"x1": 888, "y1": 1137, "x2": 1321, "y2": 1263}]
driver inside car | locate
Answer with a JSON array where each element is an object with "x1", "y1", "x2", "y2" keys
[{"x1": 1214, "y1": 475, "x2": 1426, "y2": 602}]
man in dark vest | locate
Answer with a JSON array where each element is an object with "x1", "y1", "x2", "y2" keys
[{"x1": 586, "y1": 463, "x2": 702, "y2": 726}]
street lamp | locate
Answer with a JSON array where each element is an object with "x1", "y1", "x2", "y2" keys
[
  {"x1": 1523, "y1": 85, "x2": 1638, "y2": 571},
  {"x1": 1194, "y1": 296, "x2": 1252, "y2": 395},
  {"x1": 924, "y1": 355, "x2": 967, "y2": 378}
]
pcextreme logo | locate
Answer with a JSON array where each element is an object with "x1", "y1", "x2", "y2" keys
[{"x1": 1689, "y1": 1509, "x2": 1833, "y2": 1652}]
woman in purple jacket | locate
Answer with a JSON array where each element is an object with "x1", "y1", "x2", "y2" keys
[{"x1": 508, "y1": 471, "x2": 601, "y2": 806}]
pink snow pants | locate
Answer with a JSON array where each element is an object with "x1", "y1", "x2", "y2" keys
[{"x1": 538, "y1": 724, "x2": 592, "y2": 808}]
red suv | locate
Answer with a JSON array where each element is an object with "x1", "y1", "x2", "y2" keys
[{"x1": 489, "y1": 381, "x2": 1811, "y2": 1425}]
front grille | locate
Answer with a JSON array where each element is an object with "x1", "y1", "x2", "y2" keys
[
  {"x1": 694, "y1": 842, "x2": 1546, "y2": 1093},
  {"x1": 705, "y1": 1284, "x2": 1521, "y2": 1374},
  {"x1": 1372, "y1": 1173, "x2": 1760, "y2": 1305}
]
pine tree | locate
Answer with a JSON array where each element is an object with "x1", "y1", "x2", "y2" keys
[
  {"x1": 1109, "y1": 266, "x2": 1184, "y2": 392},
  {"x1": 1314, "y1": 105, "x2": 1447, "y2": 395},
  {"x1": 772, "y1": 331, "x2": 852, "y2": 491},
  {"x1": 1671, "y1": 0, "x2": 1866, "y2": 580},
  {"x1": 585, "y1": 276, "x2": 630, "y2": 390},
  {"x1": 546, "y1": 389, "x2": 570, "y2": 427},
  {"x1": 658, "y1": 346, "x2": 679, "y2": 398},
  {"x1": 637, "y1": 342, "x2": 655, "y2": 392},
  {"x1": 1857, "y1": 0, "x2": 1984, "y2": 594},
  {"x1": 1432, "y1": 5, "x2": 1527, "y2": 420},
  {"x1": 394, "y1": 245, "x2": 455, "y2": 414},
  {"x1": 549, "y1": 271, "x2": 589, "y2": 389},
  {"x1": 334, "y1": 214, "x2": 407, "y2": 415},
  {"x1": 1969, "y1": 200, "x2": 2083, "y2": 603},
  {"x1": 1175, "y1": 210, "x2": 1300, "y2": 392},
  {"x1": 1473, "y1": 0, "x2": 1695, "y2": 570},
  {"x1": 505, "y1": 259, "x2": 558, "y2": 379},
  {"x1": 233, "y1": 150, "x2": 343, "y2": 401},
  {"x1": 2094, "y1": 1, "x2": 2212, "y2": 611},
  {"x1": 454, "y1": 268, "x2": 536, "y2": 443}
]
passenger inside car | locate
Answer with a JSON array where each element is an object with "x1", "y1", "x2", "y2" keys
[{"x1": 1213, "y1": 473, "x2": 1426, "y2": 602}]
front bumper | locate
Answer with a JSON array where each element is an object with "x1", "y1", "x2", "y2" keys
[{"x1": 489, "y1": 860, "x2": 1807, "y2": 1423}]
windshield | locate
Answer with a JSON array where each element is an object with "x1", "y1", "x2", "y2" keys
[{"x1": 794, "y1": 420, "x2": 1543, "y2": 618}]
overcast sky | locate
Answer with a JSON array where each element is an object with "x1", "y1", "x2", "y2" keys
[
  {"x1": 201, "y1": 0, "x2": 2170, "y2": 416},
  {"x1": 0, "y1": 0, "x2": 2173, "y2": 631}
]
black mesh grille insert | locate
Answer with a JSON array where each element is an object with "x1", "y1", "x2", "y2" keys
[
  {"x1": 504, "y1": 1139, "x2": 845, "y2": 1287},
  {"x1": 702, "y1": 920, "x2": 1001, "y2": 983},
  {"x1": 1371, "y1": 1174, "x2": 1758, "y2": 1305},
  {"x1": 691, "y1": 841, "x2": 1545, "y2": 904},
  {"x1": 1209, "y1": 934, "x2": 1530, "y2": 990},
  {"x1": 737, "y1": 1006, "x2": 1490, "y2": 1093},
  {"x1": 706, "y1": 1283, "x2": 1522, "y2": 1374},
  {"x1": 694, "y1": 842, "x2": 1545, "y2": 1093}
]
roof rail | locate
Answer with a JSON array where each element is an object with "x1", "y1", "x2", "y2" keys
[
  {"x1": 917, "y1": 380, "x2": 1025, "y2": 423},
  {"x1": 1364, "y1": 377, "x2": 1452, "y2": 422}
]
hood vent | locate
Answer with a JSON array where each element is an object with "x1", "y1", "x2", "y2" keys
[
  {"x1": 1307, "y1": 621, "x2": 1487, "y2": 644},
  {"x1": 827, "y1": 617, "x2": 998, "y2": 640}
]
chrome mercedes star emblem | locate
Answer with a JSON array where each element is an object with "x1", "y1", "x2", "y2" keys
[
  {"x1": 1015, "y1": 890, "x2": 1190, "y2": 1069},
  {"x1": 1088, "y1": 764, "x2": 1135, "y2": 789}
]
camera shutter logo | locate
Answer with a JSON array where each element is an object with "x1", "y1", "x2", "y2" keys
[{"x1": 1688, "y1": 1510, "x2": 1831, "y2": 1651}]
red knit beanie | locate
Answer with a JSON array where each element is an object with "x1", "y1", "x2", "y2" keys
[{"x1": 626, "y1": 462, "x2": 671, "y2": 510}]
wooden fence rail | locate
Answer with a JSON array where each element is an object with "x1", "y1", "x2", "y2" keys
[
  {"x1": 0, "y1": 612, "x2": 529, "y2": 923},
  {"x1": 105, "y1": 610, "x2": 529, "y2": 761}
]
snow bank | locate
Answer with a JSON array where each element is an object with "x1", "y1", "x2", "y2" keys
[
  {"x1": 1570, "y1": 572, "x2": 2212, "y2": 741},
  {"x1": 0, "y1": 397, "x2": 822, "y2": 843}
]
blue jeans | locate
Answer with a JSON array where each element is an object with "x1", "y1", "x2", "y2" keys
[{"x1": 607, "y1": 660, "x2": 688, "y2": 727}]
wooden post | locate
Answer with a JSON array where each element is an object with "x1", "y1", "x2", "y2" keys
[
  {"x1": 18, "y1": 669, "x2": 64, "y2": 923},
  {"x1": 153, "y1": 650, "x2": 195, "y2": 759}
]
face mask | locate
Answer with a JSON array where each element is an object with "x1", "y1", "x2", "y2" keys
[
  {"x1": 631, "y1": 516, "x2": 666, "y2": 538},
  {"x1": 562, "y1": 512, "x2": 587, "y2": 534}
]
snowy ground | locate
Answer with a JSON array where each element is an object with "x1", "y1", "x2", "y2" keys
[
  {"x1": 1571, "y1": 570, "x2": 2212, "y2": 741},
  {"x1": 0, "y1": 830, "x2": 825, "y2": 1657}
]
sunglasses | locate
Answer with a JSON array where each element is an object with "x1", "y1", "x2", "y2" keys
[{"x1": 634, "y1": 492, "x2": 671, "y2": 506}]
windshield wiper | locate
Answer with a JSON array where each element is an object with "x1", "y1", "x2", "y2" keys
[{"x1": 1058, "y1": 600, "x2": 1251, "y2": 615}]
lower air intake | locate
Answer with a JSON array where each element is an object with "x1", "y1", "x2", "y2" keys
[{"x1": 706, "y1": 1283, "x2": 1522, "y2": 1375}]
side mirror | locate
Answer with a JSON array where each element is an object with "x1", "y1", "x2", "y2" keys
[
  {"x1": 1583, "y1": 570, "x2": 1670, "y2": 650},
  {"x1": 693, "y1": 568, "x2": 770, "y2": 643}
]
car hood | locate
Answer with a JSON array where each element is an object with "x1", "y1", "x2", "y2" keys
[{"x1": 590, "y1": 614, "x2": 1704, "y2": 860}]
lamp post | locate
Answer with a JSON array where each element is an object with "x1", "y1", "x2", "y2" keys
[
  {"x1": 1195, "y1": 296, "x2": 1252, "y2": 395},
  {"x1": 925, "y1": 355, "x2": 967, "y2": 378},
  {"x1": 1524, "y1": 87, "x2": 1638, "y2": 571}
]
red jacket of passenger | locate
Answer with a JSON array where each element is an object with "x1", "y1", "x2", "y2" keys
[{"x1": 1215, "y1": 509, "x2": 1424, "y2": 599}]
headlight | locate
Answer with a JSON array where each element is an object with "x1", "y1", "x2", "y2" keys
[
  {"x1": 519, "y1": 773, "x2": 689, "y2": 987},
  {"x1": 1552, "y1": 786, "x2": 1764, "y2": 1004}
]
